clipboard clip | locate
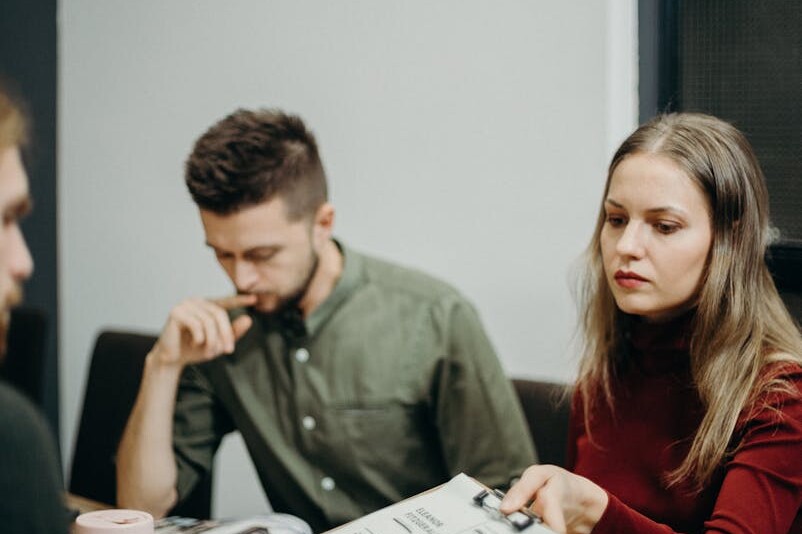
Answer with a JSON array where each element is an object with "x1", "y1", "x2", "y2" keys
[{"x1": 473, "y1": 489, "x2": 542, "y2": 531}]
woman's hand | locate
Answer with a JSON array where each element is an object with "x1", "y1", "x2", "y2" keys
[{"x1": 499, "y1": 465, "x2": 609, "y2": 534}]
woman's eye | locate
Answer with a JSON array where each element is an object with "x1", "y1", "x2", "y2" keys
[
  {"x1": 606, "y1": 215, "x2": 626, "y2": 227},
  {"x1": 655, "y1": 222, "x2": 680, "y2": 234}
]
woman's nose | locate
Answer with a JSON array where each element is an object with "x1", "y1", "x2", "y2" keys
[{"x1": 615, "y1": 222, "x2": 646, "y2": 258}]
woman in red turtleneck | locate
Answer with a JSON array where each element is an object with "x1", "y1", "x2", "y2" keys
[{"x1": 501, "y1": 113, "x2": 802, "y2": 533}]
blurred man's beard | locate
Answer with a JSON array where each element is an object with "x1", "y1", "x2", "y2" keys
[
  {"x1": 0, "y1": 311, "x2": 9, "y2": 360},
  {"x1": 0, "y1": 284, "x2": 23, "y2": 360}
]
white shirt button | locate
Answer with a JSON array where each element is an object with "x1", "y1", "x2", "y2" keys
[
  {"x1": 295, "y1": 348, "x2": 310, "y2": 363},
  {"x1": 321, "y1": 477, "x2": 336, "y2": 491},
  {"x1": 302, "y1": 416, "x2": 316, "y2": 430}
]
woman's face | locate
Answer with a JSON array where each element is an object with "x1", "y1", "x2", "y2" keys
[{"x1": 601, "y1": 152, "x2": 713, "y2": 322}]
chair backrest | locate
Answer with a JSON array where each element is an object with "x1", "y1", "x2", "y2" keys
[
  {"x1": 511, "y1": 379, "x2": 572, "y2": 468},
  {"x1": 1, "y1": 306, "x2": 48, "y2": 405},
  {"x1": 69, "y1": 330, "x2": 213, "y2": 518}
]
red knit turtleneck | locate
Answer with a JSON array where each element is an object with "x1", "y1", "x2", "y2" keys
[{"x1": 567, "y1": 314, "x2": 802, "y2": 533}]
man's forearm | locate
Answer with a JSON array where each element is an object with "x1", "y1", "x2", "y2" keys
[{"x1": 116, "y1": 351, "x2": 184, "y2": 518}]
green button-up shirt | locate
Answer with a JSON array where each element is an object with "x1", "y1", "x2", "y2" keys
[{"x1": 173, "y1": 244, "x2": 536, "y2": 532}]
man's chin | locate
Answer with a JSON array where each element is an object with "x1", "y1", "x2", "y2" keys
[
  {"x1": 250, "y1": 296, "x2": 283, "y2": 314},
  {"x1": 250, "y1": 295, "x2": 304, "y2": 317}
]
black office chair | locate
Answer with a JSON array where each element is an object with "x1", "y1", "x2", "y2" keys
[
  {"x1": 511, "y1": 378, "x2": 572, "y2": 468},
  {"x1": 0, "y1": 306, "x2": 48, "y2": 405},
  {"x1": 69, "y1": 330, "x2": 213, "y2": 518}
]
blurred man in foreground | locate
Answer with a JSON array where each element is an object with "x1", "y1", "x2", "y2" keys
[{"x1": 0, "y1": 83, "x2": 67, "y2": 533}]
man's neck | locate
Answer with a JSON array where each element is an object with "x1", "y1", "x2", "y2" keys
[{"x1": 298, "y1": 239, "x2": 343, "y2": 318}]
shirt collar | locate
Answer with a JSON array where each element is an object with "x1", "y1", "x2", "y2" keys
[{"x1": 304, "y1": 239, "x2": 362, "y2": 338}]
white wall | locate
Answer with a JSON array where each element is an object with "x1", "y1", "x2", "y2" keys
[{"x1": 59, "y1": 0, "x2": 637, "y2": 518}]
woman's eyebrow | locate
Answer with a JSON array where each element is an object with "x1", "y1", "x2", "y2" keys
[{"x1": 605, "y1": 198, "x2": 687, "y2": 216}]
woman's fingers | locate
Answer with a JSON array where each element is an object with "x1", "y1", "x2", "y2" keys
[
  {"x1": 500, "y1": 465, "x2": 556, "y2": 512},
  {"x1": 500, "y1": 465, "x2": 570, "y2": 533}
]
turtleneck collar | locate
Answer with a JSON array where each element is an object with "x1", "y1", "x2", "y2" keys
[{"x1": 624, "y1": 309, "x2": 695, "y2": 375}]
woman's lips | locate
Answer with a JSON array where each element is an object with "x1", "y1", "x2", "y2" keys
[{"x1": 614, "y1": 270, "x2": 648, "y2": 288}]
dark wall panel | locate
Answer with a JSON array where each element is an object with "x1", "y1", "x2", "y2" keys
[{"x1": 679, "y1": 1, "x2": 802, "y2": 242}]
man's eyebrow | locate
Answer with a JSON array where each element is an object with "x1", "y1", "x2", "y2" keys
[
  {"x1": 243, "y1": 246, "x2": 280, "y2": 257},
  {"x1": 204, "y1": 243, "x2": 280, "y2": 255}
]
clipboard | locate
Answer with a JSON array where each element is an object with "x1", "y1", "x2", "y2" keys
[{"x1": 472, "y1": 488, "x2": 541, "y2": 531}]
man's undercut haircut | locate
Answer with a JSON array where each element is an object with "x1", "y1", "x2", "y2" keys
[{"x1": 185, "y1": 108, "x2": 328, "y2": 220}]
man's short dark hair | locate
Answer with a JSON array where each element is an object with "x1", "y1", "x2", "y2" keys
[{"x1": 185, "y1": 108, "x2": 328, "y2": 219}]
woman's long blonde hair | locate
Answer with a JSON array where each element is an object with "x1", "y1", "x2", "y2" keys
[{"x1": 577, "y1": 113, "x2": 802, "y2": 490}]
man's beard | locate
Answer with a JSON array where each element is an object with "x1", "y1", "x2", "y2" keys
[
  {"x1": 272, "y1": 252, "x2": 320, "y2": 316},
  {"x1": 0, "y1": 284, "x2": 23, "y2": 360},
  {"x1": 245, "y1": 251, "x2": 320, "y2": 318}
]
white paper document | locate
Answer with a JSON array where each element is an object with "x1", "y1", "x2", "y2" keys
[
  {"x1": 326, "y1": 473, "x2": 555, "y2": 534},
  {"x1": 155, "y1": 512, "x2": 312, "y2": 534}
]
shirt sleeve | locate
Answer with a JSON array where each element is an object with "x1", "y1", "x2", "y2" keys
[
  {"x1": 432, "y1": 298, "x2": 537, "y2": 489},
  {"x1": 591, "y1": 369, "x2": 802, "y2": 534},
  {"x1": 173, "y1": 364, "x2": 235, "y2": 503}
]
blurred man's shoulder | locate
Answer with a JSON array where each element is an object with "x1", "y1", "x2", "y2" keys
[{"x1": 0, "y1": 380, "x2": 54, "y2": 445}]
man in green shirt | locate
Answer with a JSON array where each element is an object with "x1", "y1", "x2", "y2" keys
[{"x1": 117, "y1": 108, "x2": 536, "y2": 532}]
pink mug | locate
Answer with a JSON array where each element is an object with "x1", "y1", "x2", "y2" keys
[{"x1": 74, "y1": 509, "x2": 154, "y2": 534}]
